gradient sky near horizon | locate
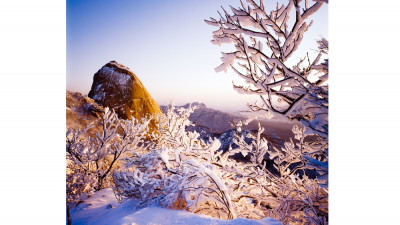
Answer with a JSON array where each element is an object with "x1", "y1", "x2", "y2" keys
[{"x1": 67, "y1": 0, "x2": 328, "y2": 112}]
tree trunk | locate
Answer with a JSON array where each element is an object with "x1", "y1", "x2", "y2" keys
[{"x1": 67, "y1": 206, "x2": 72, "y2": 225}]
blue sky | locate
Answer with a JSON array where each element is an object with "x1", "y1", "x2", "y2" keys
[{"x1": 67, "y1": 0, "x2": 328, "y2": 112}]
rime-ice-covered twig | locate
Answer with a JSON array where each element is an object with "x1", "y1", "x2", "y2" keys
[
  {"x1": 231, "y1": 119, "x2": 328, "y2": 224},
  {"x1": 113, "y1": 106, "x2": 280, "y2": 220},
  {"x1": 206, "y1": 0, "x2": 328, "y2": 140},
  {"x1": 66, "y1": 108, "x2": 150, "y2": 205},
  {"x1": 108, "y1": 105, "x2": 329, "y2": 223}
]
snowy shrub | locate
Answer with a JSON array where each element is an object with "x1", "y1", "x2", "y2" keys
[
  {"x1": 233, "y1": 123, "x2": 328, "y2": 224},
  {"x1": 66, "y1": 108, "x2": 150, "y2": 205},
  {"x1": 112, "y1": 106, "x2": 289, "y2": 220},
  {"x1": 109, "y1": 105, "x2": 328, "y2": 224}
]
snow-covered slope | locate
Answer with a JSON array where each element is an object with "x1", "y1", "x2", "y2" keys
[{"x1": 69, "y1": 188, "x2": 282, "y2": 225}]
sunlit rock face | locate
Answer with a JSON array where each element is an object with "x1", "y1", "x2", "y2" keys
[
  {"x1": 88, "y1": 61, "x2": 161, "y2": 128},
  {"x1": 66, "y1": 90, "x2": 104, "y2": 136}
]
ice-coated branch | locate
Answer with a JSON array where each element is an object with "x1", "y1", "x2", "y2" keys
[
  {"x1": 230, "y1": 118, "x2": 328, "y2": 223},
  {"x1": 207, "y1": 0, "x2": 328, "y2": 140},
  {"x1": 66, "y1": 108, "x2": 150, "y2": 205},
  {"x1": 113, "y1": 106, "x2": 283, "y2": 220}
]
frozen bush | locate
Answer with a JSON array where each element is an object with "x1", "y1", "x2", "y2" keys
[{"x1": 66, "y1": 108, "x2": 150, "y2": 205}]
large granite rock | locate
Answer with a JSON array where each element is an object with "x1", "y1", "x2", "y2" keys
[{"x1": 88, "y1": 61, "x2": 161, "y2": 128}]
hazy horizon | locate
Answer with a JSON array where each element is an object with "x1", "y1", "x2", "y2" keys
[{"x1": 67, "y1": 0, "x2": 328, "y2": 113}]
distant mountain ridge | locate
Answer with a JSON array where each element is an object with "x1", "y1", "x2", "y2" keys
[
  {"x1": 160, "y1": 102, "x2": 300, "y2": 141},
  {"x1": 160, "y1": 102, "x2": 244, "y2": 133}
]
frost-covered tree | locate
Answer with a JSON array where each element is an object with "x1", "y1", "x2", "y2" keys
[
  {"x1": 206, "y1": 0, "x2": 328, "y2": 139},
  {"x1": 66, "y1": 108, "x2": 150, "y2": 204},
  {"x1": 205, "y1": 1, "x2": 329, "y2": 223}
]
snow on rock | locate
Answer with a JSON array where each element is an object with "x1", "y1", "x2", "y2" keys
[
  {"x1": 88, "y1": 61, "x2": 161, "y2": 131},
  {"x1": 69, "y1": 188, "x2": 282, "y2": 225}
]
